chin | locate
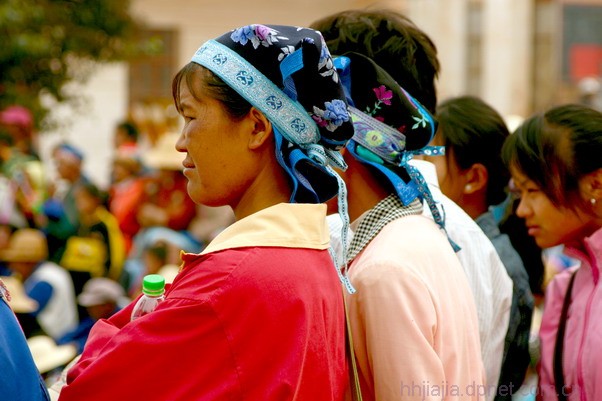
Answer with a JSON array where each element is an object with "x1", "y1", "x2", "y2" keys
[{"x1": 534, "y1": 236, "x2": 560, "y2": 250}]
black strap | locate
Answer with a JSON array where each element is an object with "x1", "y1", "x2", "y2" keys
[{"x1": 553, "y1": 270, "x2": 577, "y2": 401}]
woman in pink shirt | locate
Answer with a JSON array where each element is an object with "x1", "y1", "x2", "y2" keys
[{"x1": 502, "y1": 104, "x2": 602, "y2": 401}]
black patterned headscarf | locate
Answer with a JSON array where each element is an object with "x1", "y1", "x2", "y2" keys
[
  {"x1": 191, "y1": 25, "x2": 353, "y2": 202},
  {"x1": 190, "y1": 24, "x2": 357, "y2": 291},
  {"x1": 335, "y1": 52, "x2": 459, "y2": 251}
]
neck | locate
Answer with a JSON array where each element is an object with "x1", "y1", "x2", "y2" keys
[
  {"x1": 232, "y1": 155, "x2": 292, "y2": 221},
  {"x1": 343, "y1": 155, "x2": 390, "y2": 222},
  {"x1": 457, "y1": 192, "x2": 488, "y2": 221}
]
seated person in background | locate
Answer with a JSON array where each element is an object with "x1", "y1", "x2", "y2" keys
[
  {"x1": 58, "y1": 277, "x2": 127, "y2": 354},
  {"x1": 0, "y1": 228, "x2": 78, "y2": 340}
]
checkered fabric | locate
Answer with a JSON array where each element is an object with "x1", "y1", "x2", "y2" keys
[{"x1": 347, "y1": 195, "x2": 423, "y2": 263}]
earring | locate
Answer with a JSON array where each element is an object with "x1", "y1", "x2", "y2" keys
[
  {"x1": 465, "y1": 184, "x2": 472, "y2": 191},
  {"x1": 591, "y1": 198, "x2": 597, "y2": 206}
]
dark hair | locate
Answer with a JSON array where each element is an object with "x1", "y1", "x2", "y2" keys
[
  {"x1": 436, "y1": 96, "x2": 510, "y2": 206},
  {"x1": 502, "y1": 104, "x2": 602, "y2": 210},
  {"x1": 77, "y1": 182, "x2": 108, "y2": 206},
  {"x1": 117, "y1": 121, "x2": 139, "y2": 141},
  {"x1": 172, "y1": 63, "x2": 252, "y2": 120},
  {"x1": 311, "y1": 9, "x2": 440, "y2": 113}
]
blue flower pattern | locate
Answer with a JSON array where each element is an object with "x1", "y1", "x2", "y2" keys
[
  {"x1": 229, "y1": 25, "x2": 347, "y2": 135},
  {"x1": 312, "y1": 99, "x2": 350, "y2": 132},
  {"x1": 231, "y1": 24, "x2": 288, "y2": 49}
]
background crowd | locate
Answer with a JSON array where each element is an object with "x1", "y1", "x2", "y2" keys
[{"x1": 0, "y1": 104, "x2": 235, "y2": 385}]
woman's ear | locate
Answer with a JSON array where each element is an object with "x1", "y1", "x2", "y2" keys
[
  {"x1": 462, "y1": 163, "x2": 488, "y2": 195},
  {"x1": 247, "y1": 107, "x2": 273, "y2": 150},
  {"x1": 581, "y1": 168, "x2": 602, "y2": 202}
]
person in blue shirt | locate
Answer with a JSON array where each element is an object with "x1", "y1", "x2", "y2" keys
[{"x1": 0, "y1": 277, "x2": 50, "y2": 401}]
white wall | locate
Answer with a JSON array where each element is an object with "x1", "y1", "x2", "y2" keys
[{"x1": 39, "y1": 63, "x2": 128, "y2": 189}]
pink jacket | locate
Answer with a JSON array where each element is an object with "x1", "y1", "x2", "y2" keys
[{"x1": 537, "y1": 227, "x2": 602, "y2": 401}]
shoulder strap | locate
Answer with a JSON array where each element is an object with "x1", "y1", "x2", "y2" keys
[
  {"x1": 343, "y1": 287, "x2": 363, "y2": 401},
  {"x1": 553, "y1": 270, "x2": 577, "y2": 401}
]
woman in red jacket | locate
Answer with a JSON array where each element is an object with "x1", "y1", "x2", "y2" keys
[{"x1": 58, "y1": 24, "x2": 354, "y2": 401}]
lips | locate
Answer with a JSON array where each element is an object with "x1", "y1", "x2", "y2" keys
[
  {"x1": 526, "y1": 225, "x2": 540, "y2": 236},
  {"x1": 182, "y1": 158, "x2": 195, "y2": 169}
]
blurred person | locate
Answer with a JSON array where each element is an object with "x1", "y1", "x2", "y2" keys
[
  {"x1": 502, "y1": 104, "x2": 602, "y2": 401},
  {"x1": 430, "y1": 95, "x2": 535, "y2": 400},
  {"x1": 128, "y1": 240, "x2": 171, "y2": 297},
  {"x1": 0, "y1": 131, "x2": 47, "y2": 228},
  {"x1": 58, "y1": 24, "x2": 354, "y2": 400},
  {"x1": 0, "y1": 276, "x2": 51, "y2": 401},
  {"x1": 312, "y1": 9, "x2": 513, "y2": 397},
  {"x1": 57, "y1": 277, "x2": 127, "y2": 354},
  {"x1": 138, "y1": 132, "x2": 198, "y2": 235},
  {"x1": 0, "y1": 104, "x2": 39, "y2": 158},
  {"x1": 1, "y1": 228, "x2": 77, "y2": 340},
  {"x1": 61, "y1": 183, "x2": 125, "y2": 316},
  {"x1": 113, "y1": 120, "x2": 140, "y2": 153},
  {"x1": 108, "y1": 148, "x2": 146, "y2": 253},
  {"x1": 188, "y1": 204, "x2": 235, "y2": 248},
  {"x1": 327, "y1": 51, "x2": 486, "y2": 400},
  {"x1": 42, "y1": 143, "x2": 91, "y2": 263}
]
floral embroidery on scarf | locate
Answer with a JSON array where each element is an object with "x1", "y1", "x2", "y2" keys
[
  {"x1": 231, "y1": 24, "x2": 288, "y2": 49},
  {"x1": 412, "y1": 114, "x2": 429, "y2": 129},
  {"x1": 278, "y1": 45, "x2": 296, "y2": 61},
  {"x1": 312, "y1": 99, "x2": 350, "y2": 132},
  {"x1": 364, "y1": 85, "x2": 393, "y2": 116},
  {"x1": 317, "y1": 37, "x2": 339, "y2": 83}
]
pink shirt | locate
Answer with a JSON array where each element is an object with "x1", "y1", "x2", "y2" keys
[
  {"x1": 537, "y1": 226, "x2": 602, "y2": 401},
  {"x1": 346, "y1": 214, "x2": 486, "y2": 401}
]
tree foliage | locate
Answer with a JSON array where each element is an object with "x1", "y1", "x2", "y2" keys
[{"x1": 0, "y1": 0, "x2": 141, "y2": 128}]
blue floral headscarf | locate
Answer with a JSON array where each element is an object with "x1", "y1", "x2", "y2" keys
[
  {"x1": 190, "y1": 24, "x2": 357, "y2": 292},
  {"x1": 190, "y1": 24, "x2": 354, "y2": 204}
]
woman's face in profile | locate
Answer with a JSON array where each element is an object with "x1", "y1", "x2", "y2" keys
[
  {"x1": 175, "y1": 77, "x2": 255, "y2": 208},
  {"x1": 511, "y1": 168, "x2": 596, "y2": 248}
]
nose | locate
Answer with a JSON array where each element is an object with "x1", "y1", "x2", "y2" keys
[
  {"x1": 175, "y1": 131, "x2": 186, "y2": 153},
  {"x1": 515, "y1": 197, "x2": 530, "y2": 219}
]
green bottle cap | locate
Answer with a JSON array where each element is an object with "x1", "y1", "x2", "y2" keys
[{"x1": 142, "y1": 274, "x2": 165, "y2": 297}]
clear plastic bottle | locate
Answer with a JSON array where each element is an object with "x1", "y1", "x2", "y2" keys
[{"x1": 131, "y1": 274, "x2": 166, "y2": 321}]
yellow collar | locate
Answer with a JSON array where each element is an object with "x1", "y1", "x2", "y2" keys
[{"x1": 199, "y1": 203, "x2": 329, "y2": 255}]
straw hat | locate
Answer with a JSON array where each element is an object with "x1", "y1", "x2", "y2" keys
[
  {"x1": 143, "y1": 132, "x2": 183, "y2": 171},
  {"x1": 0, "y1": 276, "x2": 38, "y2": 313},
  {"x1": 27, "y1": 335, "x2": 77, "y2": 374},
  {"x1": 0, "y1": 228, "x2": 48, "y2": 263}
]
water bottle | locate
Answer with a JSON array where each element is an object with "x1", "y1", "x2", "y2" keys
[{"x1": 131, "y1": 274, "x2": 165, "y2": 321}]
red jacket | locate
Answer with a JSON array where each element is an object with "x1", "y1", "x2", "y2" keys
[{"x1": 60, "y1": 203, "x2": 347, "y2": 401}]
